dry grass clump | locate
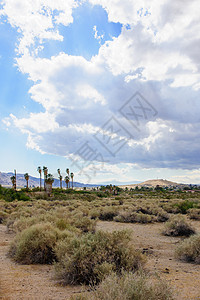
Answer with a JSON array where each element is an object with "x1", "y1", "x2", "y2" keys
[
  {"x1": 114, "y1": 211, "x2": 155, "y2": 224},
  {"x1": 54, "y1": 230, "x2": 145, "y2": 285},
  {"x1": 71, "y1": 271, "x2": 173, "y2": 300},
  {"x1": 70, "y1": 214, "x2": 96, "y2": 233},
  {"x1": 175, "y1": 234, "x2": 200, "y2": 263},
  {"x1": 0, "y1": 210, "x2": 8, "y2": 224},
  {"x1": 8, "y1": 222, "x2": 75, "y2": 264},
  {"x1": 187, "y1": 208, "x2": 200, "y2": 220},
  {"x1": 98, "y1": 207, "x2": 118, "y2": 221},
  {"x1": 162, "y1": 215, "x2": 195, "y2": 237},
  {"x1": 7, "y1": 207, "x2": 96, "y2": 234}
]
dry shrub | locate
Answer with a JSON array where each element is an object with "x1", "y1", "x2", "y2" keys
[
  {"x1": 8, "y1": 223, "x2": 74, "y2": 264},
  {"x1": 71, "y1": 215, "x2": 96, "y2": 233},
  {"x1": 99, "y1": 207, "x2": 118, "y2": 221},
  {"x1": 54, "y1": 230, "x2": 145, "y2": 285},
  {"x1": 8, "y1": 208, "x2": 95, "y2": 234},
  {"x1": 162, "y1": 215, "x2": 195, "y2": 237},
  {"x1": 0, "y1": 210, "x2": 8, "y2": 224},
  {"x1": 71, "y1": 272, "x2": 173, "y2": 300},
  {"x1": 175, "y1": 234, "x2": 200, "y2": 263},
  {"x1": 188, "y1": 208, "x2": 200, "y2": 220},
  {"x1": 114, "y1": 211, "x2": 154, "y2": 224}
]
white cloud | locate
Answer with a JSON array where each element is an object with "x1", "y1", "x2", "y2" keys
[
  {"x1": 93, "y1": 25, "x2": 104, "y2": 44},
  {"x1": 1, "y1": 0, "x2": 200, "y2": 173},
  {"x1": 0, "y1": 0, "x2": 78, "y2": 54}
]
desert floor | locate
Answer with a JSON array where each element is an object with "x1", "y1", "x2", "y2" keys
[{"x1": 0, "y1": 220, "x2": 200, "y2": 300}]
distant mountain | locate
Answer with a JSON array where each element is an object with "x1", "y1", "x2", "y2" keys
[
  {"x1": 99, "y1": 180, "x2": 142, "y2": 186},
  {"x1": 0, "y1": 172, "x2": 98, "y2": 188}
]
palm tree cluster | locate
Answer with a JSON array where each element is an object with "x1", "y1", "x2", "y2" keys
[
  {"x1": 10, "y1": 167, "x2": 75, "y2": 191},
  {"x1": 36, "y1": 166, "x2": 75, "y2": 190},
  {"x1": 65, "y1": 168, "x2": 74, "y2": 189}
]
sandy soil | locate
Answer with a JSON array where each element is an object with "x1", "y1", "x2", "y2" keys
[
  {"x1": 0, "y1": 225, "x2": 83, "y2": 300},
  {"x1": 0, "y1": 221, "x2": 200, "y2": 299},
  {"x1": 97, "y1": 221, "x2": 200, "y2": 300}
]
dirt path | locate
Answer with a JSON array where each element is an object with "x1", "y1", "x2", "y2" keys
[
  {"x1": 0, "y1": 225, "x2": 82, "y2": 300},
  {"x1": 1, "y1": 221, "x2": 200, "y2": 299},
  {"x1": 97, "y1": 221, "x2": 200, "y2": 300}
]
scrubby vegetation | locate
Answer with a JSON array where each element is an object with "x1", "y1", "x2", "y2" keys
[
  {"x1": 162, "y1": 215, "x2": 195, "y2": 237},
  {"x1": 175, "y1": 234, "x2": 200, "y2": 263},
  {"x1": 1, "y1": 185, "x2": 200, "y2": 297},
  {"x1": 8, "y1": 223, "x2": 63, "y2": 264},
  {"x1": 71, "y1": 272, "x2": 173, "y2": 300},
  {"x1": 54, "y1": 230, "x2": 145, "y2": 285}
]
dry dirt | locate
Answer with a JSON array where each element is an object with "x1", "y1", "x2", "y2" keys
[{"x1": 0, "y1": 221, "x2": 200, "y2": 300}]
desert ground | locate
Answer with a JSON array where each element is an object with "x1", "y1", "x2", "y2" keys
[{"x1": 0, "y1": 187, "x2": 200, "y2": 299}]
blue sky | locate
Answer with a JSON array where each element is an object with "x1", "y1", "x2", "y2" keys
[{"x1": 0, "y1": 0, "x2": 200, "y2": 184}]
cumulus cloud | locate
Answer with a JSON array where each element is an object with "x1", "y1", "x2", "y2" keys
[
  {"x1": 0, "y1": 0, "x2": 78, "y2": 54},
  {"x1": 1, "y1": 0, "x2": 200, "y2": 173}
]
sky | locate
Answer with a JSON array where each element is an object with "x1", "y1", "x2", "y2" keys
[{"x1": 0, "y1": 0, "x2": 200, "y2": 184}]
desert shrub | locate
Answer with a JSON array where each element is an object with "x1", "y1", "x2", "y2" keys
[
  {"x1": 156, "y1": 209, "x2": 169, "y2": 222},
  {"x1": 90, "y1": 209, "x2": 100, "y2": 219},
  {"x1": 162, "y1": 203, "x2": 180, "y2": 214},
  {"x1": 1, "y1": 189, "x2": 30, "y2": 202},
  {"x1": 99, "y1": 207, "x2": 118, "y2": 221},
  {"x1": 54, "y1": 230, "x2": 145, "y2": 285},
  {"x1": 35, "y1": 193, "x2": 48, "y2": 200},
  {"x1": 72, "y1": 272, "x2": 173, "y2": 300},
  {"x1": 96, "y1": 192, "x2": 109, "y2": 198},
  {"x1": 174, "y1": 200, "x2": 196, "y2": 214},
  {"x1": 0, "y1": 211, "x2": 8, "y2": 224},
  {"x1": 162, "y1": 215, "x2": 195, "y2": 237},
  {"x1": 114, "y1": 211, "x2": 154, "y2": 224},
  {"x1": 8, "y1": 223, "x2": 74, "y2": 264},
  {"x1": 188, "y1": 208, "x2": 200, "y2": 220},
  {"x1": 71, "y1": 215, "x2": 96, "y2": 233},
  {"x1": 146, "y1": 207, "x2": 169, "y2": 222},
  {"x1": 175, "y1": 234, "x2": 200, "y2": 263}
]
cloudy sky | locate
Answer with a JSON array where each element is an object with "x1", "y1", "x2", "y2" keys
[{"x1": 0, "y1": 0, "x2": 200, "y2": 184}]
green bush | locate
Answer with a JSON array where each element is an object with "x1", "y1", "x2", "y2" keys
[
  {"x1": 174, "y1": 200, "x2": 196, "y2": 214},
  {"x1": 54, "y1": 230, "x2": 145, "y2": 285},
  {"x1": 162, "y1": 215, "x2": 195, "y2": 237},
  {"x1": 0, "y1": 187, "x2": 30, "y2": 202},
  {"x1": 175, "y1": 234, "x2": 200, "y2": 263},
  {"x1": 71, "y1": 272, "x2": 173, "y2": 300},
  {"x1": 8, "y1": 223, "x2": 73, "y2": 264}
]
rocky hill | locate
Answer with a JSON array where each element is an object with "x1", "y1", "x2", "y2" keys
[{"x1": 120, "y1": 179, "x2": 188, "y2": 189}]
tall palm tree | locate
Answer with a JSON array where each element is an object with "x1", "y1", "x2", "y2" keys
[
  {"x1": 24, "y1": 173, "x2": 29, "y2": 190},
  {"x1": 43, "y1": 166, "x2": 48, "y2": 191},
  {"x1": 70, "y1": 172, "x2": 74, "y2": 189},
  {"x1": 10, "y1": 176, "x2": 16, "y2": 190},
  {"x1": 57, "y1": 169, "x2": 62, "y2": 189},
  {"x1": 37, "y1": 166, "x2": 42, "y2": 191},
  {"x1": 14, "y1": 169, "x2": 16, "y2": 190},
  {"x1": 65, "y1": 175, "x2": 70, "y2": 189},
  {"x1": 45, "y1": 173, "x2": 54, "y2": 196},
  {"x1": 66, "y1": 168, "x2": 70, "y2": 188}
]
